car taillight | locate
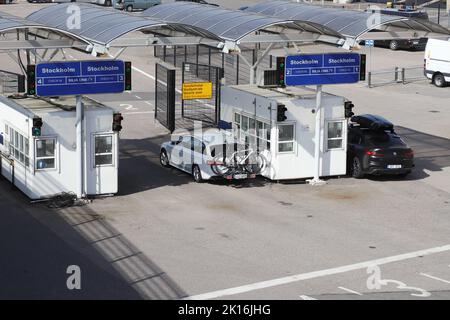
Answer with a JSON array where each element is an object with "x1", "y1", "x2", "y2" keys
[
  {"x1": 366, "y1": 150, "x2": 384, "y2": 157},
  {"x1": 404, "y1": 150, "x2": 414, "y2": 158}
]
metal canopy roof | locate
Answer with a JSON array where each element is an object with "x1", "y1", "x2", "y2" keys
[
  {"x1": 0, "y1": 11, "x2": 90, "y2": 45},
  {"x1": 243, "y1": 1, "x2": 450, "y2": 40},
  {"x1": 27, "y1": 3, "x2": 171, "y2": 46},
  {"x1": 141, "y1": 2, "x2": 343, "y2": 42}
]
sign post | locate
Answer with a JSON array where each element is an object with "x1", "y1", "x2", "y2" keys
[
  {"x1": 33, "y1": 60, "x2": 130, "y2": 198},
  {"x1": 284, "y1": 53, "x2": 361, "y2": 185},
  {"x1": 310, "y1": 85, "x2": 325, "y2": 185},
  {"x1": 75, "y1": 95, "x2": 83, "y2": 199},
  {"x1": 365, "y1": 40, "x2": 374, "y2": 77}
]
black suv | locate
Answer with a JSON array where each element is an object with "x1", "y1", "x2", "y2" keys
[{"x1": 348, "y1": 114, "x2": 414, "y2": 178}]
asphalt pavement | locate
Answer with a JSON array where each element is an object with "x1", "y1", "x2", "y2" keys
[{"x1": 0, "y1": 0, "x2": 450, "y2": 300}]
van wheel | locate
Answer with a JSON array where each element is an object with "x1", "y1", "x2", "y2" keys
[
  {"x1": 126, "y1": 5, "x2": 133, "y2": 12},
  {"x1": 192, "y1": 165, "x2": 203, "y2": 183},
  {"x1": 433, "y1": 74, "x2": 446, "y2": 87},
  {"x1": 105, "y1": 0, "x2": 111, "y2": 6},
  {"x1": 352, "y1": 157, "x2": 365, "y2": 179},
  {"x1": 389, "y1": 40, "x2": 399, "y2": 50}
]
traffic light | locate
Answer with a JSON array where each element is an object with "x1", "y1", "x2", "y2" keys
[
  {"x1": 277, "y1": 104, "x2": 287, "y2": 122},
  {"x1": 32, "y1": 117, "x2": 43, "y2": 137},
  {"x1": 124, "y1": 61, "x2": 132, "y2": 91},
  {"x1": 359, "y1": 54, "x2": 366, "y2": 81},
  {"x1": 344, "y1": 101, "x2": 355, "y2": 118},
  {"x1": 112, "y1": 113, "x2": 124, "y2": 132},
  {"x1": 276, "y1": 56, "x2": 286, "y2": 87},
  {"x1": 27, "y1": 65, "x2": 36, "y2": 96}
]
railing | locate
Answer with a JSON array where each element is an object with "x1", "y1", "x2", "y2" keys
[{"x1": 368, "y1": 66, "x2": 426, "y2": 88}]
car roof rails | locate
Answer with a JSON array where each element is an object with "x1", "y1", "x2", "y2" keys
[{"x1": 350, "y1": 114, "x2": 394, "y2": 132}]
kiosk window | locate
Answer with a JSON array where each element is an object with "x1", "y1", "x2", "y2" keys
[
  {"x1": 278, "y1": 124, "x2": 294, "y2": 153},
  {"x1": 9, "y1": 127, "x2": 29, "y2": 167},
  {"x1": 234, "y1": 112, "x2": 271, "y2": 151},
  {"x1": 95, "y1": 135, "x2": 113, "y2": 166},
  {"x1": 36, "y1": 138, "x2": 56, "y2": 170},
  {"x1": 327, "y1": 121, "x2": 344, "y2": 150}
]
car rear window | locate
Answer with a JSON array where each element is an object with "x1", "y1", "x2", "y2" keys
[
  {"x1": 364, "y1": 131, "x2": 403, "y2": 146},
  {"x1": 210, "y1": 143, "x2": 247, "y2": 157}
]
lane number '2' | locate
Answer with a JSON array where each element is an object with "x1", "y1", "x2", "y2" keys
[{"x1": 367, "y1": 266, "x2": 431, "y2": 298}]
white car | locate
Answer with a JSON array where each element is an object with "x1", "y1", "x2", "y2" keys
[{"x1": 160, "y1": 131, "x2": 264, "y2": 182}]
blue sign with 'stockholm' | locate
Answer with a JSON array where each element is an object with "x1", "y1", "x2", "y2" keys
[
  {"x1": 35, "y1": 60, "x2": 125, "y2": 96},
  {"x1": 285, "y1": 53, "x2": 361, "y2": 86}
]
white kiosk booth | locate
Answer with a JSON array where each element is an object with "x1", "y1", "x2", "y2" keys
[
  {"x1": 221, "y1": 85, "x2": 348, "y2": 180},
  {"x1": 0, "y1": 96, "x2": 119, "y2": 199}
]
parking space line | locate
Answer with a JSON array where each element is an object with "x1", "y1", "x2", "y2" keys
[
  {"x1": 184, "y1": 244, "x2": 450, "y2": 300},
  {"x1": 420, "y1": 273, "x2": 450, "y2": 284},
  {"x1": 338, "y1": 287, "x2": 363, "y2": 296}
]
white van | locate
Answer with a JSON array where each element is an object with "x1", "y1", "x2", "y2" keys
[{"x1": 424, "y1": 39, "x2": 450, "y2": 87}]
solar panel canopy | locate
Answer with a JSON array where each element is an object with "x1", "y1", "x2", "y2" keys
[
  {"x1": 0, "y1": 10, "x2": 89, "y2": 44},
  {"x1": 27, "y1": 3, "x2": 168, "y2": 46},
  {"x1": 142, "y1": 1, "x2": 343, "y2": 41},
  {"x1": 243, "y1": 1, "x2": 450, "y2": 39}
]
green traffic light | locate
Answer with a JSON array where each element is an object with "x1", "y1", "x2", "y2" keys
[{"x1": 32, "y1": 127, "x2": 41, "y2": 137}]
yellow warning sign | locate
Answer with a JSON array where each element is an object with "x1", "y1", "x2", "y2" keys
[{"x1": 182, "y1": 82, "x2": 213, "y2": 100}]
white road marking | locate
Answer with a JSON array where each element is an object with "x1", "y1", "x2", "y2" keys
[
  {"x1": 132, "y1": 66, "x2": 156, "y2": 81},
  {"x1": 299, "y1": 295, "x2": 317, "y2": 300},
  {"x1": 420, "y1": 273, "x2": 450, "y2": 284},
  {"x1": 144, "y1": 101, "x2": 153, "y2": 106},
  {"x1": 184, "y1": 244, "x2": 450, "y2": 300},
  {"x1": 338, "y1": 287, "x2": 363, "y2": 296},
  {"x1": 135, "y1": 95, "x2": 143, "y2": 100},
  {"x1": 131, "y1": 65, "x2": 216, "y2": 109}
]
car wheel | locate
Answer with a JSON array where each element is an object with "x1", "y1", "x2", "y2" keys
[
  {"x1": 433, "y1": 74, "x2": 446, "y2": 88},
  {"x1": 192, "y1": 165, "x2": 203, "y2": 183},
  {"x1": 105, "y1": 0, "x2": 111, "y2": 5},
  {"x1": 160, "y1": 150, "x2": 170, "y2": 167},
  {"x1": 126, "y1": 5, "x2": 133, "y2": 12},
  {"x1": 389, "y1": 40, "x2": 399, "y2": 51},
  {"x1": 352, "y1": 157, "x2": 365, "y2": 179}
]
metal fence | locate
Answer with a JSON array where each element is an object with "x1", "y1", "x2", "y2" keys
[
  {"x1": 181, "y1": 62, "x2": 222, "y2": 125},
  {"x1": 155, "y1": 63, "x2": 176, "y2": 132},
  {"x1": 368, "y1": 66, "x2": 426, "y2": 87},
  {"x1": 155, "y1": 44, "x2": 275, "y2": 86}
]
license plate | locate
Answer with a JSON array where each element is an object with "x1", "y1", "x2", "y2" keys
[
  {"x1": 388, "y1": 165, "x2": 402, "y2": 169},
  {"x1": 234, "y1": 174, "x2": 248, "y2": 179}
]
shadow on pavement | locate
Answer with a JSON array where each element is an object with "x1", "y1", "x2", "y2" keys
[
  {"x1": 0, "y1": 177, "x2": 141, "y2": 299},
  {"x1": 0, "y1": 176, "x2": 186, "y2": 300}
]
